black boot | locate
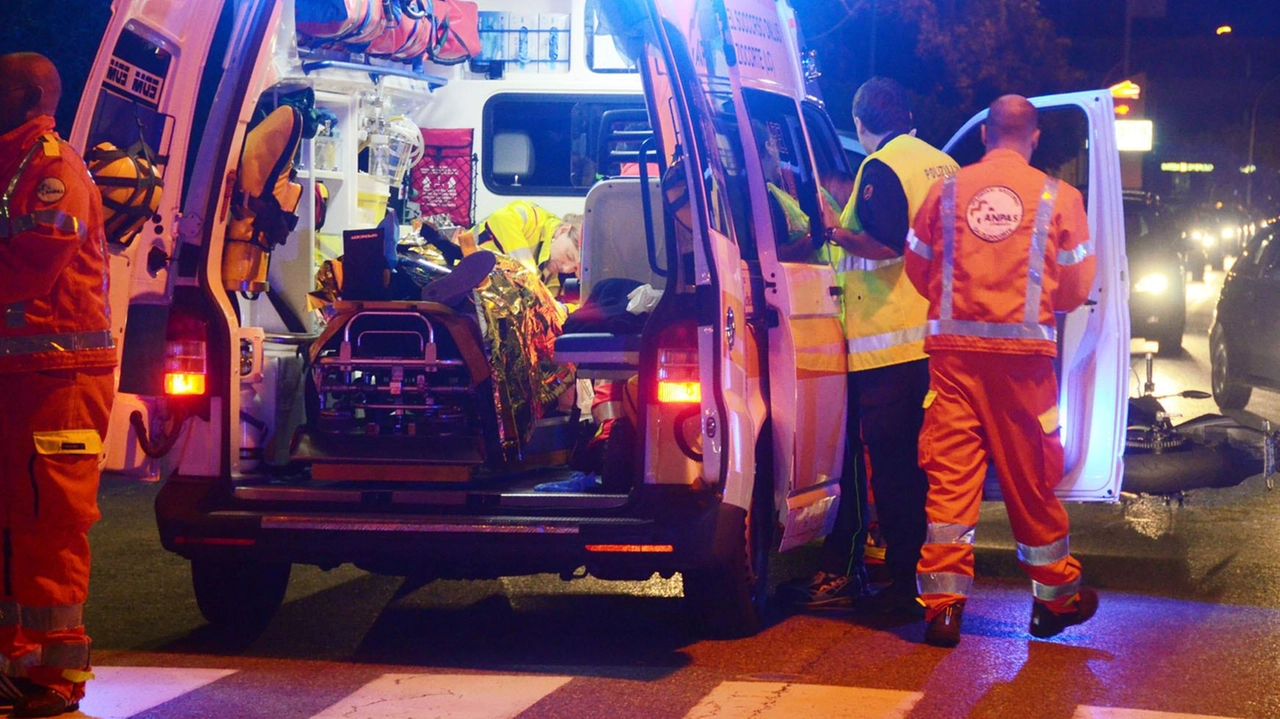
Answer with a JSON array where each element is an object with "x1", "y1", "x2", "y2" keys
[
  {"x1": 12, "y1": 685, "x2": 79, "y2": 718},
  {"x1": 924, "y1": 601, "x2": 964, "y2": 647},
  {"x1": 1030, "y1": 587, "x2": 1099, "y2": 639}
]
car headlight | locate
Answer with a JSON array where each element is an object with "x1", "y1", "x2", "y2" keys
[
  {"x1": 1202, "y1": 234, "x2": 1217, "y2": 248},
  {"x1": 1221, "y1": 227, "x2": 1237, "y2": 240},
  {"x1": 1190, "y1": 229, "x2": 1203, "y2": 240},
  {"x1": 1134, "y1": 272, "x2": 1169, "y2": 294}
]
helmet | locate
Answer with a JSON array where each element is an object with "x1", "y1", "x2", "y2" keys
[{"x1": 86, "y1": 141, "x2": 163, "y2": 246}]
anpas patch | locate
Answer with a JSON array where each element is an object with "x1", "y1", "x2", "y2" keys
[
  {"x1": 966, "y1": 186, "x2": 1023, "y2": 243},
  {"x1": 35, "y1": 177, "x2": 67, "y2": 205}
]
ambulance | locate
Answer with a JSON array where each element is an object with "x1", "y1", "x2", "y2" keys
[{"x1": 73, "y1": 0, "x2": 1129, "y2": 637}]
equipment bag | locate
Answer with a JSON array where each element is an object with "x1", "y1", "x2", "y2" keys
[
  {"x1": 428, "y1": 0, "x2": 480, "y2": 65},
  {"x1": 295, "y1": 0, "x2": 375, "y2": 40},
  {"x1": 368, "y1": 0, "x2": 436, "y2": 60},
  {"x1": 407, "y1": 128, "x2": 474, "y2": 228},
  {"x1": 86, "y1": 140, "x2": 163, "y2": 247}
]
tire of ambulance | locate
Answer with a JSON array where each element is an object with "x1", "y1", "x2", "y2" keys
[
  {"x1": 682, "y1": 458, "x2": 775, "y2": 639},
  {"x1": 191, "y1": 559, "x2": 291, "y2": 633}
]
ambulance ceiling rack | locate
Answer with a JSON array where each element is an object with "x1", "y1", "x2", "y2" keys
[
  {"x1": 300, "y1": 56, "x2": 448, "y2": 91},
  {"x1": 301, "y1": 60, "x2": 447, "y2": 89}
]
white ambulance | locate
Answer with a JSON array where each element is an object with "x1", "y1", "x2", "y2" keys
[{"x1": 74, "y1": 0, "x2": 1129, "y2": 637}]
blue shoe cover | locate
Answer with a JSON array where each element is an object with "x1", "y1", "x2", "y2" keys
[{"x1": 533, "y1": 472, "x2": 601, "y2": 492}]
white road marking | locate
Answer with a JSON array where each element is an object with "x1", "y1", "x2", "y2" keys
[
  {"x1": 1075, "y1": 708, "x2": 1241, "y2": 719},
  {"x1": 308, "y1": 673, "x2": 572, "y2": 719},
  {"x1": 74, "y1": 666, "x2": 237, "y2": 719},
  {"x1": 683, "y1": 682, "x2": 922, "y2": 719}
]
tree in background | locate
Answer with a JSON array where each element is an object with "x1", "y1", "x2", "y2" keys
[
  {"x1": 0, "y1": 0, "x2": 114, "y2": 135},
  {"x1": 797, "y1": 0, "x2": 1084, "y2": 146}
]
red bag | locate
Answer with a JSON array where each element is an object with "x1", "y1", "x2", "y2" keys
[
  {"x1": 408, "y1": 128, "x2": 475, "y2": 228},
  {"x1": 295, "y1": 0, "x2": 375, "y2": 40},
  {"x1": 429, "y1": 0, "x2": 480, "y2": 65},
  {"x1": 368, "y1": 0, "x2": 439, "y2": 60},
  {"x1": 342, "y1": 0, "x2": 388, "y2": 45}
]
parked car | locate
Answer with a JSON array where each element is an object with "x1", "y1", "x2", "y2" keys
[
  {"x1": 1126, "y1": 193, "x2": 1186, "y2": 353},
  {"x1": 1210, "y1": 225, "x2": 1280, "y2": 410}
]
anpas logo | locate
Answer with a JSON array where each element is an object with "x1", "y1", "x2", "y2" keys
[{"x1": 966, "y1": 186, "x2": 1023, "y2": 243}]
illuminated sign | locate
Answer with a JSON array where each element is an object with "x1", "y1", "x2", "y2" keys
[
  {"x1": 1160, "y1": 162, "x2": 1215, "y2": 173},
  {"x1": 1109, "y1": 80, "x2": 1141, "y2": 100},
  {"x1": 1115, "y1": 120, "x2": 1153, "y2": 152}
]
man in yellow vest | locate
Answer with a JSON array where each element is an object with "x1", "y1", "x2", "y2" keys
[{"x1": 786, "y1": 77, "x2": 958, "y2": 613}]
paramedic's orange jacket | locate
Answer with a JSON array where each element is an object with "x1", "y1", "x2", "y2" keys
[
  {"x1": 904, "y1": 148, "x2": 1094, "y2": 356},
  {"x1": 0, "y1": 115, "x2": 114, "y2": 375}
]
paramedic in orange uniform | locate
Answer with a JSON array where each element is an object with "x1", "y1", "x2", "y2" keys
[
  {"x1": 0, "y1": 53, "x2": 115, "y2": 717},
  {"x1": 905, "y1": 95, "x2": 1098, "y2": 648}
]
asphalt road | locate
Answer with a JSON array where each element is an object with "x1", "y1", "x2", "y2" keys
[{"x1": 62, "y1": 261, "x2": 1280, "y2": 719}]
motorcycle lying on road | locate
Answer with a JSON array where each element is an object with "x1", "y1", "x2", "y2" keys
[{"x1": 1123, "y1": 353, "x2": 1279, "y2": 496}]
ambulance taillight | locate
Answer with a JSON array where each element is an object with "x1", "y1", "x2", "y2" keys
[
  {"x1": 164, "y1": 311, "x2": 208, "y2": 397},
  {"x1": 657, "y1": 348, "x2": 700, "y2": 403}
]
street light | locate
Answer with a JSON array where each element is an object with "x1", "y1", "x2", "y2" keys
[{"x1": 1246, "y1": 73, "x2": 1280, "y2": 208}]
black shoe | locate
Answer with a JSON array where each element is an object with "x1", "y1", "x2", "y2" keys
[
  {"x1": 420, "y1": 249, "x2": 496, "y2": 307},
  {"x1": 924, "y1": 601, "x2": 964, "y2": 647},
  {"x1": 0, "y1": 676, "x2": 37, "y2": 708},
  {"x1": 865, "y1": 582, "x2": 926, "y2": 619},
  {"x1": 779, "y1": 570, "x2": 867, "y2": 609},
  {"x1": 1030, "y1": 587, "x2": 1099, "y2": 639},
  {"x1": 12, "y1": 686, "x2": 78, "y2": 718}
]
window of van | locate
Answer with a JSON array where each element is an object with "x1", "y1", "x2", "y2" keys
[
  {"x1": 742, "y1": 88, "x2": 827, "y2": 264},
  {"x1": 481, "y1": 93, "x2": 646, "y2": 196}
]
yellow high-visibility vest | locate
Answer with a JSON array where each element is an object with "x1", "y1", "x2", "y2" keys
[{"x1": 835, "y1": 134, "x2": 957, "y2": 371}]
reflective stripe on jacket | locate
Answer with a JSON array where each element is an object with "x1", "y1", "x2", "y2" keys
[
  {"x1": 905, "y1": 148, "x2": 1095, "y2": 357},
  {"x1": 835, "y1": 134, "x2": 957, "y2": 371},
  {"x1": 0, "y1": 116, "x2": 114, "y2": 374}
]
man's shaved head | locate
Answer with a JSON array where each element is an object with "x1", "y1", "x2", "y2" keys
[
  {"x1": 982, "y1": 95, "x2": 1040, "y2": 159},
  {"x1": 0, "y1": 52, "x2": 62, "y2": 135}
]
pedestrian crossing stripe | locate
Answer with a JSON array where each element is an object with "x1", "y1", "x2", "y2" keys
[
  {"x1": 64, "y1": 668, "x2": 1244, "y2": 719},
  {"x1": 309, "y1": 673, "x2": 573, "y2": 719},
  {"x1": 76, "y1": 666, "x2": 237, "y2": 719},
  {"x1": 1075, "y1": 709, "x2": 1241, "y2": 719},
  {"x1": 682, "y1": 682, "x2": 921, "y2": 718}
]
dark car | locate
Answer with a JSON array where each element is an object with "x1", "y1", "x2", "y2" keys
[
  {"x1": 1126, "y1": 193, "x2": 1187, "y2": 353},
  {"x1": 1210, "y1": 225, "x2": 1280, "y2": 410}
]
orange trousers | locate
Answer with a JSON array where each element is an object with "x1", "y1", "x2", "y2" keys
[
  {"x1": 915, "y1": 351, "x2": 1082, "y2": 619},
  {"x1": 0, "y1": 367, "x2": 114, "y2": 702}
]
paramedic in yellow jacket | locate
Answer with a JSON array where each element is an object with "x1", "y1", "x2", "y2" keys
[
  {"x1": 471, "y1": 200, "x2": 581, "y2": 295},
  {"x1": 788, "y1": 78, "x2": 959, "y2": 613},
  {"x1": 0, "y1": 53, "x2": 115, "y2": 719}
]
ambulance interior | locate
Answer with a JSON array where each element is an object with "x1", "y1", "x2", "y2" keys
[{"x1": 195, "y1": 0, "x2": 670, "y2": 490}]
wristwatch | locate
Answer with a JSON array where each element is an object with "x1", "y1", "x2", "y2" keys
[{"x1": 824, "y1": 227, "x2": 840, "y2": 245}]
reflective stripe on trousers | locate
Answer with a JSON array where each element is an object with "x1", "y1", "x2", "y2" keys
[
  {"x1": 0, "y1": 329, "x2": 113, "y2": 358},
  {"x1": 917, "y1": 572, "x2": 974, "y2": 597},
  {"x1": 0, "y1": 601, "x2": 83, "y2": 633},
  {"x1": 1033, "y1": 577, "x2": 1082, "y2": 602},
  {"x1": 1018, "y1": 536, "x2": 1070, "y2": 566}
]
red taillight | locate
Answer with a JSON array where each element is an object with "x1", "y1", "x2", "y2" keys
[
  {"x1": 165, "y1": 311, "x2": 208, "y2": 397},
  {"x1": 657, "y1": 348, "x2": 700, "y2": 403}
]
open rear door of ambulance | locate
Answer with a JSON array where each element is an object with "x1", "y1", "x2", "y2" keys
[
  {"x1": 943, "y1": 91, "x2": 1129, "y2": 502},
  {"x1": 70, "y1": 1, "x2": 254, "y2": 478},
  {"x1": 715, "y1": 0, "x2": 847, "y2": 549}
]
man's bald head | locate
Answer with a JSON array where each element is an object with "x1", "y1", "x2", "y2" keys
[
  {"x1": 0, "y1": 52, "x2": 62, "y2": 135},
  {"x1": 982, "y1": 95, "x2": 1040, "y2": 160}
]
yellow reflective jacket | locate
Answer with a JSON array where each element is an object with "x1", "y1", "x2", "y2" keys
[
  {"x1": 472, "y1": 200, "x2": 564, "y2": 290},
  {"x1": 834, "y1": 134, "x2": 957, "y2": 371}
]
